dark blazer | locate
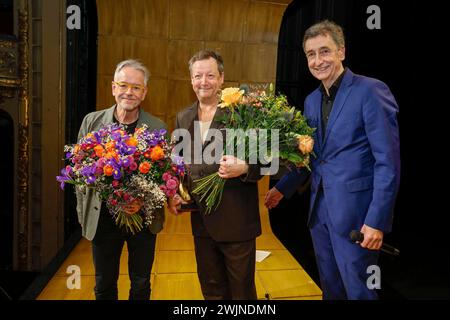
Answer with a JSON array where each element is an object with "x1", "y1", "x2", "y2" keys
[
  {"x1": 174, "y1": 101, "x2": 262, "y2": 242},
  {"x1": 276, "y1": 69, "x2": 401, "y2": 237}
]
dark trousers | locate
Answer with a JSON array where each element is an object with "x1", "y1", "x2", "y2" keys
[
  {"x1": 92, "y1": 210, "x2": 157, "y2": 300},
  {"x1": 194, "y1": 236, "x2": 257, "y2": 300},
  {"x1": 309, "y1": 188, "x2": 379, "y2": 300}
]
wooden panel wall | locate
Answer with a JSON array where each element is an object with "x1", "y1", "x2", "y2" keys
[{"x1": 96, "y1": 0, "x2": 292, "y2": 131}]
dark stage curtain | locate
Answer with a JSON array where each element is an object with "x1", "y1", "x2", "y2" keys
[{"x1": 65, "y1": 0, "x2": 98, "y2": 240}]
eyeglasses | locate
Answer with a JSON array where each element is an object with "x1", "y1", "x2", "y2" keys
[
  {"x1": 113, "y1": 81, "x2": 146, "y2": 93},
  {"x1": 305, "y1": 48, "x2": 335, "y2": 61}
]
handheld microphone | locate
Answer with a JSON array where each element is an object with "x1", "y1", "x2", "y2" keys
[{"x1": 350, "y1": 230, "x2": 400, "y2": 256}]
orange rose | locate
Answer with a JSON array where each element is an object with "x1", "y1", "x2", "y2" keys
[
  {"x1": 73, "y1": 144, "x2": 81, "y2": 154},
  {"x1": 105, "y1": 151, "x2": 118, "y2": 160},
  {"x1": 297, "y1": 135, "x2": 314, "y2": 154},
  {"x1": 150, "y1": 145, "x2": 165, "y2": 161},
  {"x1": 105, "y1": 141, "x2": 116, "y2": 151},
  {"x1": 139, "y1": 161, "x2": 151, "y2": 174},
  {"x1": 94, "y1": 145, "x2": 104, "y2": 157},
  {"x1": 126, "y1": 136, "x2": 138, "y2": 147},
  {"x1": 103, "y1": 164, "x2": 114, "y2": 176}
]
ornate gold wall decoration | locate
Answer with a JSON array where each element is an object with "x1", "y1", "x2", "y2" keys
[
  {"x1": 17, "y1": 8, "x2": 30, "y2": 270},
  {"x1": 0, "y1": 39, "x2": 14, "y2": 48},
  {"x1": 0, "y1": 78, "x2": 19, "y2": 103},
  {"x1": 0, "y1": 40, "x2": 17, "y2": 77},
  {"x1": 0, "y1": 39, "x2": 19, "y2": 103}
]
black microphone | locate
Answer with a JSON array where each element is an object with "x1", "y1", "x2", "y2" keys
[
  {"x1": 350, "y1": 230, "x2": 400, "y2": 256},
  {"x1": 239, "y1": 84, "x2": 249, "y2": 95}
]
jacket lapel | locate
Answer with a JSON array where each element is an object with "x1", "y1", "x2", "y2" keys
[
  {"x1": 309, "y1": 90, "x2": 324, "y2": 151},
  {"x1": 185, "y1": 102, "x2": 200, "y2": 139},
  {"x1": 103, "y1": 105, "x2": 116, "y2": 125},
  {"x1": 322, "y1": 70, "x2": 354, "y2": 148},
  {"x1": 203, "y1": 107, "x2": 224, "y2": 150},
  {"x1": 183, "y1": 101, "x2": 224, "y2": 164}
]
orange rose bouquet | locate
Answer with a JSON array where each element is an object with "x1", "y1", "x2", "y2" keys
[{"x1": 57, "y1": 123, "x2": 185, "y2": 234}]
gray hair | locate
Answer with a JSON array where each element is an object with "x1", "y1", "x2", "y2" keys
[
  {"x1": 188, "y1": 50, "x2": 224, "y2": 74},
  {"x1": 114, "y1": 59, "x2": 150, "y2": 85},
  {"x1": 303, "y1": 20, "x2": 345, "y2": 52}
]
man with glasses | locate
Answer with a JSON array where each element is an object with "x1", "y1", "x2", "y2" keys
[
  {"x1": 265, "y1": 20, "x2": 400, "y2": 299},
  {"x1": 76, "y1": 59, "x2": 167, "y2": 299}
]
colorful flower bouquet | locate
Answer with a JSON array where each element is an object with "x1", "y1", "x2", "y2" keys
[
  {"x1": 57, "y1": 123, "x2": 185, "y2": 234},
  {"x1": 192, "y1": 85, "x2": 316, "y2": 214}
]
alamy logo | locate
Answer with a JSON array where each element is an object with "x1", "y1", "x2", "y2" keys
[
  {"x1": 366, "y1": 265, "x2": 381, "y2": 289},
  {"x1": 366, "y1": 5, "x2": 381, "y2": 30},
  {"x1": 67, "y1": 5, "x2": 81, "y2": 30},
  {"x1": 171, "y1": 126, "x2": 280, "y2": 175},
  {"x1": 66, "y1": 265, "x2": 81, "y2": 290}
]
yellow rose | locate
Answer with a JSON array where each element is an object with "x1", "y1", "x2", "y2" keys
[
  {"x1": 297, "y1": 135, "x2": 314, "y2": 154},
  {"x1": 218, "y1": 87, "x2": 244, "y2": 108}
]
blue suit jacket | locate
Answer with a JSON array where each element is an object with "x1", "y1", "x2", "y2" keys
[{"x1": 276, "y1": 69, "x2": 400, "y2": 236}]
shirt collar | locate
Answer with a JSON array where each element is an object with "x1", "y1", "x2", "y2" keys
[{"x1": 320, "y1": 68, "x2": 347, "y2": 99}]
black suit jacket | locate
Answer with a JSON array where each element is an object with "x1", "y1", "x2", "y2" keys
[{"x1": 174, "y1": 101, "x2": 262, "y2": 242}]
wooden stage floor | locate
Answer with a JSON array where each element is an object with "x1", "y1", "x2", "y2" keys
[{"x1": 37, "y1": 177, "x2": 322, "y2": 300}]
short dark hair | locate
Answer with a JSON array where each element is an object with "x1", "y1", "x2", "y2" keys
[
  {"x1": 303, "y1": 20, "x2": 345, "y2": 52},
  {"x1": 188, "y1": 50, "x2": 224, "y2": 74}
]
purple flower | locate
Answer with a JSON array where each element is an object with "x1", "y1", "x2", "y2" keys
[
  {"x1": 147, "y1": 129, "x2": 167, "y2": 147},
  {"x1": 86, "y1": 175, "x2": 97, "y2": 184},
  {"x1": 111, "y1": 131, "x2": 123, "y2": 142},
  {"x1": 118, "y1": 143, "x2": 136, "y2": 155},
  {"x1": 106, "y1": 157, "x2": 120, "y2": 168},
  {"x1": 94, "y1": 131, "x2": 101, "y2": 143},
  {"x1": 172, "y1": 155, "x2": 186, "y2": 174},
  {"x1": 81, "y1": 165, "x2": 96, "y2": 177},
  {"x1": 56, "y1": 177, "x2": 66, "y2": 189},
  {"x1": 113, "y1": 168, "x2": 122, "y2": 180},
  {"x1": 56, "y1": 175, "x2": 69, "y2": 190},
  {"x1": 56, "y1": 167, "x2": 73, "y2": 190},
  {"x1": 122, "y1": 157, "x2": 131, "y2": 168}
]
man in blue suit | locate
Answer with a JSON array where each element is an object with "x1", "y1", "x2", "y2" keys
[{"x1": 264, "y1": 20, "x2": 400, "y2": 300}]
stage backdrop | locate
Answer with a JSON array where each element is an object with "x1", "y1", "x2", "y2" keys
[{"x1": 95, "y1": 0, "x2": 292, "y2": 131}]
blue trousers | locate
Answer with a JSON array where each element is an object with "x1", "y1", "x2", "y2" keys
[
  {"x1": 310, "y1": 189, "x2": 379, "y2": 300},
  {"x1": 92, "y1": 209, "x2": 156, "y2": 300}
]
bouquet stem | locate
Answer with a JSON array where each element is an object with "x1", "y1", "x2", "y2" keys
[
  {"x1": 192, "y1": 172, "x2": 226, "y2": 215},
  {"x1": 115, "y1": 212, "x2": 143, "y2": 234}
]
